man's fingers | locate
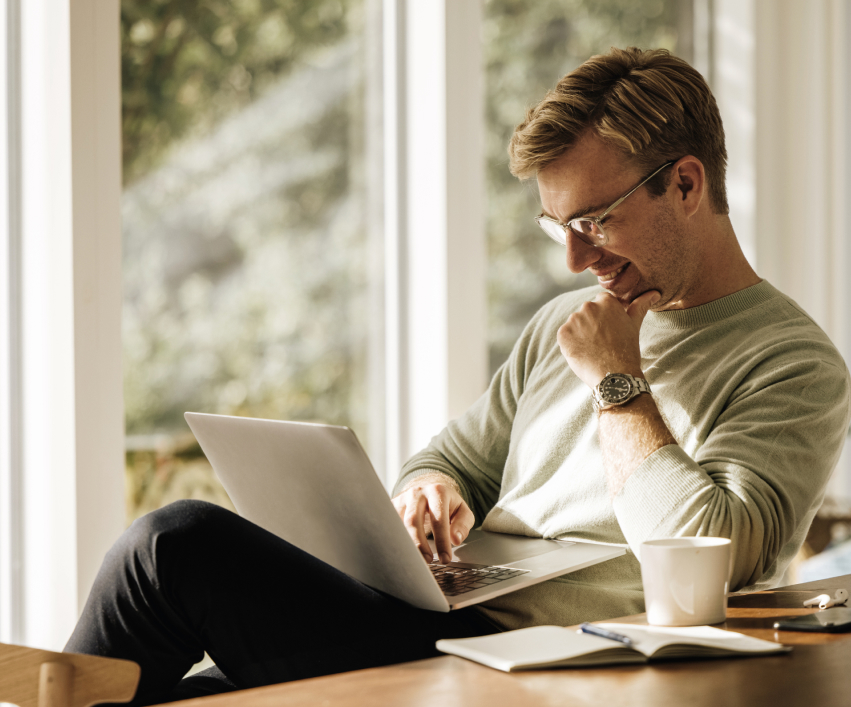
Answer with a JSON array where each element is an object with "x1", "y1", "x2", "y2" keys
[
  {"x1": 626, "y1": 289, "x2": 661, "y2": 325},
  {"x1": 402, "y1": 494, "x2": 433, "y2": 562},
  {"x1": 449, "y1": 503, "x2": 476, "y2": 545},
  {"x1": 425, "y1": 486, "x2": 453, "y2": 564},
  {"x1": 392, "y1": 482, "x2": 476, "y2": 564}
]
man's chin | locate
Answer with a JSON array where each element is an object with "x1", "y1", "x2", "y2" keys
[
  {"x1": 620, "y1": 285, "x2": 662, "y2": 309},
  {"x1": 606, "y1": 285, "x2": 642, "y2": 306}
]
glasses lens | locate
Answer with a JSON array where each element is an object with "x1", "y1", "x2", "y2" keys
[
  {"x1": 535, "y1": 217, "x2": 567, "y2": 245},
  {"x1": 568, "y1": 218, "x2": 606, "y2": 246}
]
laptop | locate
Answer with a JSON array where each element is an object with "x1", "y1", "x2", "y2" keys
[{"x1": 184, "y1": 412, "x2": 626, "y2": 612}]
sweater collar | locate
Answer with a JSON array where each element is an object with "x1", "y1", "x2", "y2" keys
[{"x1": 643, "y1": 280, "x2": 776, "y2": 330}]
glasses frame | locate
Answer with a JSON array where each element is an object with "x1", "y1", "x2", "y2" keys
[{"x1": 535, "y1": 160, "x2": 676, "y2": 247}]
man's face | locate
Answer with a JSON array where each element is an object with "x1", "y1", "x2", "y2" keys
[{"x1": 537, "y1": 132, "x2": 698, "y2": 310}]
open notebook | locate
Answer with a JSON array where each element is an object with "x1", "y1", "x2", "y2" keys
[{"x1": 436, "y1": 623, "x2": 790, "y2": 671}]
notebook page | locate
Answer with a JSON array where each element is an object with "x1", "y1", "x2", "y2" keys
[
  {"x1": 596, "y1": 624, "x2": 789, "y2": 658},
  {"x1": 437, "y1": 626, "x2": 635, "y2": 671}
]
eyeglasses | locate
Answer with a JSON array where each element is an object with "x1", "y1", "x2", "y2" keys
[{"x1": 535, "y1": 161, "x2": 675, "y2": 248}]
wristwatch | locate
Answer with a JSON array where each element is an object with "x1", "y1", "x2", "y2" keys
[{"x1": 592, "y1": 373, "x2": 652, "y2": 411}]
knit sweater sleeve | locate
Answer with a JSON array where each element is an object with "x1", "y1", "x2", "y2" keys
[
  {"x1": 613, "y1": 347, "x2": 851, "y2": 591},
  {"x1": 391, "y1": 300, "x2": 555, "y2": 525}
]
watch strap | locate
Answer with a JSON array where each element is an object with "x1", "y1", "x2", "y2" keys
[{"x1": 633, "y1": 377, "x2": 651, "y2": 396}]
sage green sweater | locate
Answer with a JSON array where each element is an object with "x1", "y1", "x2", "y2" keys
[{"x1": 394, "y1": 281, "x2": 851, "y2": 630}]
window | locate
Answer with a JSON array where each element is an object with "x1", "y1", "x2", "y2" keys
[
  {"x1": 3, "y1": 0, "x2": 849, "y2": 650},
  {"x1": 121, "y1": 0, "x2": 384, "y2": 523}
]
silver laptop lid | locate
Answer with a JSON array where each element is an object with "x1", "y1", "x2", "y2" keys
[{"x1": 184, "y1": 412, "x2": 450, "y2": 611}]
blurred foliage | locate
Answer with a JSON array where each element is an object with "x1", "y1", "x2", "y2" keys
[
  {"x1": 121, "y1": 64, "x2": 368, "y2": 438},
  {"x1": 121, "y1": 0, "x2": 371, "y2": 522},
  {"x1": 125, "y1": 438, "x2": 236, "y2": 521},
  {"x1": 483, "y1": 0, "x2": 686, "y2": 372},
  {"x1": 121, "y1": 0, "x2": 358, "y2": 184},
  {"x1": 121, "y1": 0, "x2": 368, "y2": 433}
]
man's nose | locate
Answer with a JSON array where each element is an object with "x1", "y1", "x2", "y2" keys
[{"x1": 565, "y1": 231, "x2": 602, "y2": 273}]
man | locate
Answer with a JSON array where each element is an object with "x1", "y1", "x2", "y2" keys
[
  {"x1": 67, "y1": 48, "x2": 850, "y2": 703},
  {"x1": 391, "y1": 46, "x2": 851, "y2": 630}
]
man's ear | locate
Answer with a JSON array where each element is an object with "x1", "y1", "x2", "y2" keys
[{"x1": 670, "y1": 156, "x2": 705, "y2": 218}]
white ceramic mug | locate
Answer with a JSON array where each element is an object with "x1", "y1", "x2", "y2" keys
[{"x1": 640, "y1": 537, "x2": 732, "y2": 626}]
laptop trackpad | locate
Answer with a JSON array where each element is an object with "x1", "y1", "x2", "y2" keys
[{"x1": 450, "y1": 530, "x2": 568, "y2": 565}]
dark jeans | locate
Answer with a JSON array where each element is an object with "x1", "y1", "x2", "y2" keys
[{"x1": 65, "y1": 500, "x2": 500, "y2": 706}]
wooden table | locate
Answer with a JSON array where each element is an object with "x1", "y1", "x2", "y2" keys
[{"x1": 169, "y1": 574, "x2": 851, "y2": 707}]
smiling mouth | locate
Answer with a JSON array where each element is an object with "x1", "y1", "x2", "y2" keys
[{"x1": 596, "y1": 263, "x2": 628, "y2": 282}]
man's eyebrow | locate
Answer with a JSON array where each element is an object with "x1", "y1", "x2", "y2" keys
[{"x1": 540, "y1": 202, "x2": 611, "y2": 223}]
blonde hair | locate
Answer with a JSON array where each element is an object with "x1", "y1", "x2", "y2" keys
[{"x1": 509, "y1": 47, "x2": 729, "y2": 214}]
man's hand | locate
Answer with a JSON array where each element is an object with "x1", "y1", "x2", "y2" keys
[
  {"x1": 558, "y1": 288, "x2": 677, "y2": 496},
  {"x1": 392, "y1": 473, "x2": 475, "y2": 564},
  {"x1": 557, "y1": 289, "x2": 660, "y2": 387}
]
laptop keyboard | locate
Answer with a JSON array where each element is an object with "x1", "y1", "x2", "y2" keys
[{"x1": 429, "y1": 561, "x2": 530, "y2": 596}]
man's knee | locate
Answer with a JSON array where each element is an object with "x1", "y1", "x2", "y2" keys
[
  {"x1": 130, "y1": 499, "x2": 229, "y2": 540},
  {"x1": 112, "y1": 500, "x2": 234, "y2": 576}
]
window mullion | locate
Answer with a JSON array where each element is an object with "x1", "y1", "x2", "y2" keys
[{"x1": 0, "y1": 0, "x2": 23, "y2": 646}]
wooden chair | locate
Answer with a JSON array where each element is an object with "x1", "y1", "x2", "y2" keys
[{"x1": 0, "y1": 642, "x2": 140, "y2": 707}]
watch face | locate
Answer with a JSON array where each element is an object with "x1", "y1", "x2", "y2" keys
[{"x1": 599, "y1": 374, "x2": 633, "y2": 403}]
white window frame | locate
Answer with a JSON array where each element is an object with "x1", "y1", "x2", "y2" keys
[
  {"x1": 0, "y1": 0, "x2": 124, "y2": 650},
  {"x1": 383, "y1": 0, "x2": 487, "y2": 481},
  {"x1": 0, "y1": 0, "x2": 24, "y2": 646},
  {"x1": 713, "y1": 0, "x2": 851, "y2": 501}
]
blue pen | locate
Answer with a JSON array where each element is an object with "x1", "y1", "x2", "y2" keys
[{"x1": 579, "y1": 622, "x2": 634, "y2": 646}]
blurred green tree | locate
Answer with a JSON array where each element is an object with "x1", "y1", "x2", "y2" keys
[
  {"x1": 121, "y1": 0, "x2": 372, "y2": 522},
  {"x1": 122, "y1": 0, "x2": 357, "y2": 184}
]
